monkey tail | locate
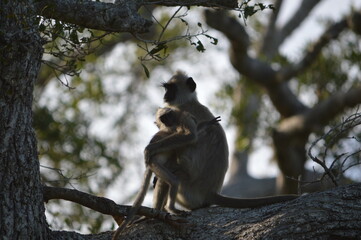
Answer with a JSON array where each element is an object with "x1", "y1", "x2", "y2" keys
[
  {"x1": 212, "y1": 193, "x2": 298, "y2": 208},
  {"x1": 112, "y1": 168, "x2": 153, "y2": 240}
]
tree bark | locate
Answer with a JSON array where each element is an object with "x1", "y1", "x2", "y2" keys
[
  {"x1": 0, "y1": 0, "x2": 49, "y2": 239},
  {"x1": 34, "y1": 0, "x2": 238, "y2": 33},
  {"x1": 75, "y1": 184, "x2": 361, "y2": 240}
]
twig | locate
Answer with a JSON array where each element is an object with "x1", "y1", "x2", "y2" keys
[{"x1": 308, "y1": 109, "x2": 361, "y2": 186}]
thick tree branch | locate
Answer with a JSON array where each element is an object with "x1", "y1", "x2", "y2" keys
[
  {"x1": 205, "y1": 10, "x2": 249, "y2": 53},
  {"x1": 304, "y1": 86, "x2": 361, "y2": 131},
  {"x1": 277, "y1": 18, "x2": 348, "y2": 82},
  {"x1": 276, "y1": 0, "x2": 321, "y2": 50},
  {"x1": 141, "y1": 0, "x2": 237, "y2": 8},
  {"x1": 88, "y1": 184, "x2": 361, "y2": 239},
  {"x1": 258, "y1": 0, "x2": 283, "y2": 57},
  {"x1": 43, "y1": 185, "x2": 127, "y2": 216},
  {"x1": 260, "y1": 0, "x2": 321, "y2": 56},
  {"x1": 275, "y1": 86, "x2": 361, "y2": 137},
  {"x1": 43, "y1": 186, "x2": 185, "y2": 226},
  {"x1": 205, "y1": 10, "x2": 307, "y2": 117},
  {"x1": 205, "y1": 10, "x2": 272, "y2": 83},
  {"x1": 35, "y1": 0, "x2": 238, "y2": 34},
  {"x1": 35, "y1": 0, "x2": 152, "y2": 33}
]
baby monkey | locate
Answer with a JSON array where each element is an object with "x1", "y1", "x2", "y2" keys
[{"x1": 113, "y1": 107, "x2": 220, "y2": 239}]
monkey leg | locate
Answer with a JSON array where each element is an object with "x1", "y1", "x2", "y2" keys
[
  {"x1": 153, "y1": 179, "x2": 168, "y2": 211},
  {"x1": 149, "y1": 162, "x2": 184, "y2": 214}
]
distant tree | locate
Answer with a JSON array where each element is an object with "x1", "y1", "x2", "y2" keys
[{"x1": 204, "y1": 1, "x2": 361, "y2": 196}]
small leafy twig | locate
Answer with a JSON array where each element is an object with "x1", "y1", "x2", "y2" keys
[
  {"x1": 39, "y1": 16, "x2": 112, "y2": 86},
  {"x1": 40, "y1": 164, "x2": 95, "y2": 189},
  {"x1": 135, "y1": 6, "x2": 220, "y2": 76},
  {"x1": 237, "y1": 0, "x2": 275, "y2": 24}
]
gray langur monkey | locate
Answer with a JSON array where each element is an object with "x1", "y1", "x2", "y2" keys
[
  {"x1": 150, "y1": 71, "x2": 298, "y2": 211},
  {"x1": 112, "y1": 107, "x2": 220, "y2": 239}
]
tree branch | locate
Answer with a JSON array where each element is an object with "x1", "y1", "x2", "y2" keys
[
  {"x1": 43, "y1": 185, "x2": 186, "y2": 226},
  {"x1": 35, "y1": 0, "x2": 238, "y2": 34},
  {"x1": 204, "y1": 10, "x2": 249, "y2": 53},
  {"x1": 141, "y1": 0, "x2": 238, "y2": 8},
  {"x1": 276, "y1": 0, "x2": 321, "y2": 50},
  {"x1": 205, "y1": 10, "x2": 308, "y2": 117},
  {"x1": 35, "y1": 0, "x2": 152, "y2": 33},
  {"x1": 274, "y1": 86, "x2": 361, "y2": 137},
  {"x1": 304, "y1": 86, "x2": 361, "y2": 131},
  {"x1": 204, "y1": 10, "x2": 272, "y2": 83},
  {"x1": 277, "y1": 18, "x2": 348, "y2": 82},
  {"x1": 258, "y1": 0, "x2": 283, "y2": 57},
  {"x1": 82, "y1": 184, "x2": 361, "y2": 239}
]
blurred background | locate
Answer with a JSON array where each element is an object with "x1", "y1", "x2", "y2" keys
[{"x1": 35, "y1": 0, "x2": 361, "y2": 234}]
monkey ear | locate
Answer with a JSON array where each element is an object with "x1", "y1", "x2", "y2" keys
[{"x1": 186, "y1": 77, "x2": 196, "y2": 92}]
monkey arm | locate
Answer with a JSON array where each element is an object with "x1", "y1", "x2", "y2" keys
[
  {"x1": 144, "y1": 125, "x2": 198, "y2": 163},
  {"x1": 145, "y1": 131, "x2": 197, "y2": 157}
]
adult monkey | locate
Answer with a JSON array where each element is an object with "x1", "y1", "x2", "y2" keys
[
  {"x1": 113, "y1": 107, "x2": 220, "y2": 239},
  {"x1": 152, "y1": 71, "x2": 298, "y2": 211}
]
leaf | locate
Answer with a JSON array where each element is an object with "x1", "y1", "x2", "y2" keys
[
  {"x1": 257, "y1": 3, "x2": 265, "y2": 10},
  {"x1": 149, "y1": 43, "x2": 167, "y2": 55},
  {"x1": 39, "y1": 23, "x2": 46, "y2": 32},
  {"x1": 196, "y1": 40, "x2": 205, "y2": 52},
  {"x1": 80, "y1": 37, "x2": 90, "y2": 43},
  {"x1": 141, "y1": 63, "x2": 150, "y2": 78},
  {"x1": 180, "y1": 18, "x2": 189, "y2": 26},
  {"x1": 70, "y1": 30, "x2": 79, "y2": 44},
  {"x1": 205, "y1": 34, "x2": 218, "y2": 45},
  {"x1": 244, "y1": 6, "x2": 256, "y2": 19}
]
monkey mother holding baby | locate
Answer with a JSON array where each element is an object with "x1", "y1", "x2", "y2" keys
[{"x1": 113, "y1": 71, "x2": 298, "y2": 239}]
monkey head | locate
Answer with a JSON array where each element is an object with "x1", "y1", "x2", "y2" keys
[
  {"x1": 155, "y1": 107, "x2": 180, "y2": 129},
  {"x1": 162, "y1": 71, "x2": 197, "y2": 105}
]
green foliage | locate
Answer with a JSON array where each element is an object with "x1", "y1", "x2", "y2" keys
[
  {"x1": 298, "y1": 35, "x2": 360, "y2": 103},
  {"x1": 239, "y1": 0, "x2": 274, "y2": 20},
  {"x1": 136, "y1": 6, "x2": 218, "y2": 76},
  {"x1": 141, "y1": 63, "x2": 150, "y2": 78},
  {"x1": 35, "y1": 36, "x2": 152, "y2": 231},
  {"x1": 192, "y1": 40, "x2": 206, "y2": 52},
  {"x1": 37, "y1": 16, "x2": 111, "y2": 81},
  {"x1": 34, "y1": 94, "x2": 120, "y2": 189}
]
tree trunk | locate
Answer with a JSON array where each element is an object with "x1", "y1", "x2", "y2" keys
[{"x1": 0, "y1": 0, "x2": 49, "y2": 238}]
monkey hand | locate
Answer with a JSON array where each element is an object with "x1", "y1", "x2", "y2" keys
[
  {"x1": 197, "y1": 116, "x2": 221, "y2": 133},
  {"x1": 209, "y1": 116, "x2": 221, "y2": 125}
]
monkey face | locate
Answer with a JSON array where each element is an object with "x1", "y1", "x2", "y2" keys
[
  {"x1": 159, "y1": 109, "x2": 178, "y2": 127},
  {"x1": 156, "y1": 107, "x2": 181, "y2": 129},
  {"x1": 162, "y1": 72, "x2": 197, "y2": 104},
  {"x1": 162, "y1": 82, "x2": 177, "y2": 103}
]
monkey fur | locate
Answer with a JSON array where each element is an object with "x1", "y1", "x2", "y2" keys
[
  {"x1": 151, "y1": 71, "x2": 298, "y2": 211},
  {"x1": 112, "y1": 107, "x2": 220, "y2": 239}
]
